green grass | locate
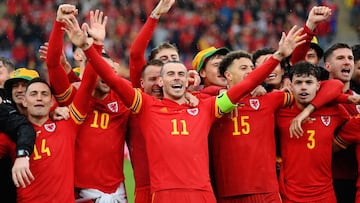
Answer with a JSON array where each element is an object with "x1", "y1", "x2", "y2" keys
[{"x1": 124, "y1": 159, "x2": 135, "y2": 203}]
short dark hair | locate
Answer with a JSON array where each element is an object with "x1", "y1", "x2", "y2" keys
[
  {"x1": 289, "y1": 61, "x2": 321, "y2": 81},
  {"x1": 323, "y1": 43, "x2": 352, "y2": 62},
  {"x1": 219, "y1": 50, "x2": 252, "y2": 77},
  {"x1": 26, "y1": 78, "x2": 52, "y2": 94},
  {"x1": 252, "y1": 47, "x2": 276, "y2": 65},
  {"x1": 142, "y1": 59, "x2": 164, "y2": 78},
  {"x1": 148, "y1": 42, "x2": 179, "y2": 61},
  {"x1": 352, "y1": 44, "x2": 360, "y2": 62}
]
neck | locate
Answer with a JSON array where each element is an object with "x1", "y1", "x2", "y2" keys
[
  {"x1": 165, "y1": 96, "x2": 187, "y2": 105},
  {"x1": 28, "y1": 116, "x2": 49, "y2": 127},
  {"x1": 343, "y1": 81, "x2": 350, "y2": 93},
  {"x1": 92, "y1": 91, "x2": 108, "y2": 100},
  {"x1": 295, "y1": 101, "x2": 306, "y2": 110}
]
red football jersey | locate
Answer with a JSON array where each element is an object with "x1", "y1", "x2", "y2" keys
[
  {"x1": 335, "y1": 115, "x2": 360, "y2": 203},
  {"x1": 276, "y1": 104, "x2": 349, "y2": 202},
  {"x1": 17, "y1": 119, "x2": 77, "y2": 203},
  {"x1": 75, "y1": 90, "x2": 130, "y2": 193},
  {"x1": 136, "y1": 95, "x2": 219, "y2": 193},
  {"x1": 210, "y1": 91, "x2": 291, "y2": 197}
]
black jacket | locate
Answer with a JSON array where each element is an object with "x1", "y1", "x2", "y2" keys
[{"x1": 0, "y1": 88, "x2": 36, "y2": 155}]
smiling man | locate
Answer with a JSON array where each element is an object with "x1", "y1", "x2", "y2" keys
[{"x1": 4, "y1": 68, "x2": 40, "y2": 115}]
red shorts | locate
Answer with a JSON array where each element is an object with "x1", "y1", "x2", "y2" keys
[
  {"x1": 217, "y1": 192, "x2": 282, "y2": 203},
  {"x1": 151, "y1": 189, "x2": 216, "y2": 203},
  {"x1": 135, "y1": 186, "x2": 151, "y2": 203},
  {"x1": 282, "y1": 194, "x2": 336, "y2": 203}
]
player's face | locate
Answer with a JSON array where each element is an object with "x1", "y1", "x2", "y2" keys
[
  {"x1": 11, "y1": 80, "x2": 27, "y2": 106},
  {"x1": 0, "y1": 61, "x2": 10, "y2": 88},
  {"x1": 141, "y1": 65, "x2": 162, "y2": 99},
  {"x1": 160, "y1": 62, "x2": 188, "y2": 101},
  {"x1": 200, "y1": 56, "x2": 227, "y2": 87},
  {"x1": 95, "y1": 57, "x2": 114, "y2": 95},
  {"x1": 254, "y1": 54, "x2": 271, "y2": 67},
  {"x1": 95, "y1": 76, "x2": 111, "y2": 94},
  {"x1": 325, "y1": 48, "x2": 354, "y2": 83},
  {"x1": 225, "y1": 57, "x2": 253, "y2": 87},
  {"x1": 305, "y1": 48, "x2": 320, "y2": 65},
  {"x1": 155, "y1": 48, "x2": 179, "y2": 63},
  {"x1": 255, "y1": 53, "x2": 283, "y2": 89},
  {"x1": 351, "y1": 59, "x2": 360, "y2": 84},
  {"x1": 291, "y1": 74, "x2": 320, "y2": 108},
  {"x1": 23, "y1": 82, "x2": 52, "y2": 118},
  {"x1": 264, "y1": 64, "x2": 283, "y2": 88}
]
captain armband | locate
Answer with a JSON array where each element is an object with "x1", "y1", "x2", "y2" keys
[{"x1": 216, "y1": 92, "x2": 237, "y2": 114}]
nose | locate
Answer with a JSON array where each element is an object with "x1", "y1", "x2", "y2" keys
[
  {"x1": 174, "y1": 73, "x2": 180, "y2": 80},
  {"x1": 300, "y1": 82, "x2": 307, "y2": 90},
  {"x1": 344, "y1": 57, "x2": 353, "y2": 65},
  {"x1": 154, "y1": 77, "x2": 161, "y2": 86},
  {"x1": 36, "y1": 93, "x2": 43, "y2": 100}
]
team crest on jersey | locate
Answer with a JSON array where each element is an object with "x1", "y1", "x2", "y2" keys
[
  {"x1": 321, "y1": 116, "x2": 331, "y2": 126},
  {"x1": 107, "y1": 101, "x2": 118, "y2": 113},
  {"x1": 44, "y1": 123, "x2": 56, "y2": 132},
  {"x1": 249, "y1": 99, "x2": 260, "y2": 110},
  {"x1": 356, "y1": 105, "x2": 360, "y2": 113},
  {"x1": 187, "y1": 108, "x2": 199, "y2": 116}
]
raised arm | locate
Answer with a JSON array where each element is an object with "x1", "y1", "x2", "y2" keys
[
  {"x1": 129, "y1": 0, "x2": 175, "y2": 87},
  {"x1": 290, "y1": 6, "x2": 332, "y2": 64},
  {"x1": 46, "y1": 4, "x2": 79, "y2": 106},
  {"x1": 40, "y1": 42, "x2": 80, "y2": 83},
  {"x1": 63, "y1": 11, "x2": 137, "y2": 108},
  {"x1": 219, "y1": 26, "x2": 306, "y2": 113}
]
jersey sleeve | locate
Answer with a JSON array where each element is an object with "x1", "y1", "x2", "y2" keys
[
  {"x1": 67, "y1": 69, "x2": 81, "y2": 83},
  {"x1": 46, "y1": 20, "x2": 76, "y2": 106},
  {"x1": 334, "y1": 115, "x2": 360, "y2": 149},
  {"x1": 69, "y1": 62, "x2": 97, "y2": 125},
  {"x1": 290, "y1": 25, "x2": 316, "y2": 65},
  {"x1": 0, "y1": 103, "x2": 36, "y2": 155},
  {"x1": 273, "y1": 91, "x2": 294, "y2": 108},
  {"x1": 129, "y1": 17, "x2": 159, "y2": 87},
  {"x1": 311, "y1": 79, "x2": 344, "y2": 109},
  {"x1": 84, "y1": 45, "x2": 138, "y2": 109},
  {"x1": 226, "y1": 56, "x2": 281, "y2": 104}
]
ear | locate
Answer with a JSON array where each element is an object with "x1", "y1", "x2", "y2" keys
[
  {"x1": 22, "y1": 98, "x2": 27, "y2": 108},
  {"x1": 316, "y1": 81, "x2": 320, "y2": 91},
  {"x1": 289, "y1": 82, "x2": 294, "y2": 92},
  {"x1": 324, "y1": 62, "x2": 331, "y2": 72},
  {"x1": 199, "y1": 69, "x2": 206, "y2": 78},
  {"x1": 158, "y1": 77, "x2": 164, "y2": 87},
  {"x1": 140, "y1": 78, "x2": 144, "y2": 88},
  {"x1": 224, "y1": 71, "x2": 231, "y2": 81}
]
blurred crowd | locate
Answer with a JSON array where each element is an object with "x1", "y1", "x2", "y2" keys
[{"x1": 0, "y1": 0, "x2": 347, "y2": 76}]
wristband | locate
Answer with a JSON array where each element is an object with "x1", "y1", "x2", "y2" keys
[{"x1": 16, "y1": 149, "x2": 30, "y2": 158}]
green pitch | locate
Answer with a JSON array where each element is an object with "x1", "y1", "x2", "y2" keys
[{"x1": 124, "y1": 159, "x2": 135, "y2": 203}]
